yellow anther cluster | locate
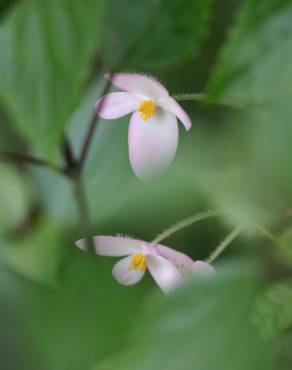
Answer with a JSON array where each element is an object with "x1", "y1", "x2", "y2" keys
[
  {"x1": 129, "y1": 253, "x2": 147, "y2": 272},
  {"x1": 138, "y1": 100, "x2": 156, "y2": 121}
]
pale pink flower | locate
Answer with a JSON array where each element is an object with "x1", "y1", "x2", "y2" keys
[
  {"x1": 75, "y1": 235, "x2": 214, "y2": 293},
  {"x1": 95, "y1": 73, "x2": 192, "y2": 180},
  {"x1": 156, "y1": 244, "x2": 215, "y2": 275}
]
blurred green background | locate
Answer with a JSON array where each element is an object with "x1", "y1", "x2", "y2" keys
[{"x1": 1, "y1": 0, "x2": 292, "y2": 369}]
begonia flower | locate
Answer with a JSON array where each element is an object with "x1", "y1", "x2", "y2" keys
[
  {"x1": 76, "y1": 235, "x2": 214, "y2": 293},
  {"x1": 95, "y1": 73, "x2": 192, "y2": 180},
  {"x1": 156, "y1": 244, "x2": 215, "y2": 275}
]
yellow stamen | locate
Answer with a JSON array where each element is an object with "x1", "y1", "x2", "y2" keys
[
  {"x1": 129, "y1": 253, "x2": 147, "y2": 272},
  {"x1": 138, "y1": 100, "x2": 156, "y2": 121}
]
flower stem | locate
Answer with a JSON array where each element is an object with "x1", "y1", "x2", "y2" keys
[
  {"x1": 259, "y1": 227, "x2": 280, "y2": 243},
  {"x1": 206, "y1": 226, "x2": 242, "y2": 264},
  {"x1": 173, "y1": 93, "x2": 268, "y2": 119},
  {"x1": 151, "y1": 210, "x2": 219, "y2": 244},
  {"x1": 71, "y1": 177, "x2": 95, "y2": 254}
]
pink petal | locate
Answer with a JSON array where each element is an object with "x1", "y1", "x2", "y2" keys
[
  {"x1": 95, "y1": 92, "x2": 139, "y2": 119},
  {"x1": 105, "y1": 73, "x2": 169, "y2": 100},
  {"x1": 155, "y1": 244, "x2": 195, "y2": 269},
  {"x1": 192, "y1": 260, "x2": 215, "y2": 275},
  {"x1": 128, "y1": 110, "x2": 178, "y2": 180},
  {"x1": 147, "y1": 255, "x2": 182, "y2": 293},
  {"x1": 75, "y1": 236, "x2": 141, "y2": 256},
  {"x1": 158, "y1": 97, "x2": 192, "y2": 130},
  {"x1": 112, "y1": 255, "x2": 145, "y2": 285}
]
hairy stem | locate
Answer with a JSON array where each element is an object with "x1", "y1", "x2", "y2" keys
[
  {"x1": 151, "y1": 210, "x2": 219, "y2": 244},
  {"x1": 206, "y1": 226, "x2": 242, "y2": 264},
  {"x1": 259, "y1": 227, "x2": 281, "y2": 243}
]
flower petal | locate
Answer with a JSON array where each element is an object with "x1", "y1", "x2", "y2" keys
[
  {"x1": 95, "y1": 92, "x2": 139, "y2": 119},
  {"x1": 75, "y1": 236, "x2": 141, "y2": 256},
  {"x1": 105, "y1": 73, "x2": 169, "y2": 100},
  {"x1": 128, "y1": 110, "x2": 178, "y2": 180},
  {"x1": 158, "y1": 97, "x2": 192, "y2": 130},
  {"x1": 192, "y1": 260, "x2": 215, "y2": 275},
  {"x1": 147, "y1": 255, "x2": 182, "y2": 293},
  {"x1": 112, "y1": 255, "x2": 145, "y2": 285},
  {"x1": 155, "y1": 244, "x2": 194, "y2": 269}
]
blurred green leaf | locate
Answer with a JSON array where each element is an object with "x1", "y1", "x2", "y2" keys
[
  {"x1": 102, "y1": 261, "x2": 270, "y2": 370},
  {"x1": 275, "y1": 332, "x2": 292, "y2": 370},
  {"x1": 0, "y1": 248, "x2": 146, "y2": 370},
  {"x1": 254, "y1": 280, "x2": 292, "y2": 339},
  {"x1": 207, "y1": 0, "x2": 292, "y2": 104},
  {"x1": 103, "y1": 0, "x2": 214, "y2": 70},
  {"x1": 4, "y1": 217, "x2": 61, "y2": 285},
  {"x1": 0, "y1": 163, "x2": 30, "y2": 233},
  {"x1": 40, "y1": 252, "x2": 146, "y2": 370},
  {"x1": 0, "y1": 0, "x2": 104, "y2": 156},
  {"x1": 277, "y1": 227, "x2": 292, "y2": 266}
]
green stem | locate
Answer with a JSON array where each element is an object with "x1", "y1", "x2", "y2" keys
[
  {"x1": 71, "y1": 177, "x2": 95, "y2": 254},
  {"x1": 206, "y1": 226, "x2": 242, "y2": 264},
  {"x1": 151, "y1": 210, "x2": 219, "y2": 244},
  {"x1": 259, "y1": 227, "x2": 280, "y2": 243},
  {"x1": 173, "y1": 93, "x2": 268, "y2": 118}
]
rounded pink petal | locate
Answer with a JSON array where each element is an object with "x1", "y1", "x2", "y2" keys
[
  {"x1": 158, "y1": 97, "x2": 192, "y2": 130},
  {"x1": 147, "y1": 255, "x2": 182, "y2": 293},
  {"x1": 75, "y1": 236, "x2": 141, "y2": 256},
  {"x1": 112, "y1": 255, "x2": 145, "y2": 285},
  {"x1": 105, "y1": 73, "x2": 169, "y2": 100},
  {"x1": 155, "y1": 244, "x2": 195, "y2": 269},
  {"x1": 95, "y1": 92, "x2": 139, "y2": 119},
  {"x1": 128, "y1": 110, "x2": 178, "y2": 180},
  {"x1": 192, "y1": 260, "x2": 215, "y2": 275}
]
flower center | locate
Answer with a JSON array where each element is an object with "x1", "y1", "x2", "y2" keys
[
  {"x1": 138, "y1": 100, "x2": 156, "y2": 121},
  {"x1": 129, "y1": 253, "x2": 147, "y2": 272}
]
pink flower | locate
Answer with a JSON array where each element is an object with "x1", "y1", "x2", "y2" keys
[
  {"x1": 191, "y1": 260, "x2": 216, "y2": 275},
  {"x1": 75, "y1": 235, "x2": 214, "y2": 293},
  {"x1": 156, "y1": 244, "x2": 215, "y2": 275},
  {"x1": 95, "y1": 73, "x2": 192, "y2": 180}
]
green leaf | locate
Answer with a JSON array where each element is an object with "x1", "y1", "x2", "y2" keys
[
  {"x1": 0, "y1": 0, "x2": 104, "y2": 156},
  {"x1": 103, "y1": 261, "x2": 271, "y2": 370},
  {"x1": 4, "y1": 217, "x2": 61, "y2": 285},
  {"x1": 0, "y1": 249, "x2": 146, "y2": 370},
  {"x1": 0, "y1": 163, "x2": 30, "y2": 233},
  {"x1": 254, "y1": 280, "x2": 292, "y2": 339},
  {"x1": 103, "y1": 0, "x2": 213, "y2": 70},
  {"x1": 277, "y1": 228, "x2": 292, "y2": 266},
  {"x1": 207, "y1": 0, "x2": 292, "y2": 104}
]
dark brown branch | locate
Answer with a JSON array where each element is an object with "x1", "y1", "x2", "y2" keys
[
  {"x1": 62, "y1": 135, "x2": 76, "y2": 169},
  {"x1": 0, "y1": 150, "x2": 63, "y2": 174},
  {"x1": 79, "y1": 72, "x2": 113, "y2": 168}
]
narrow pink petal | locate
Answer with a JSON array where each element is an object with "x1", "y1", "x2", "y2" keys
[
  {"x1": 155, "y1": 244, "x2": 195, "y2": 269},
  {"x1": 105, "y1": 73, "x2": 169, "y2": 100},
  {"x1": 158, "y1": 97, "x2": 192, "y2": 130},
  {"x1": 147, "y1": 255, "x2": 182, "y2": 293},
  {"x1": 95, "y1": 92, "x2": 139, "y2": 119},
  {"x1": 192, "y1": 260, "x2": 215, "y2": 275},
  {"x1": 112, "y1": 255, "x2": 145, "y2": 285},
  {"x1": 128, "y1": 110, "x2": 178, "y2": 180},
  {"x1": 75, "y1": 236, "x2": 141, "y2": 256}
]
